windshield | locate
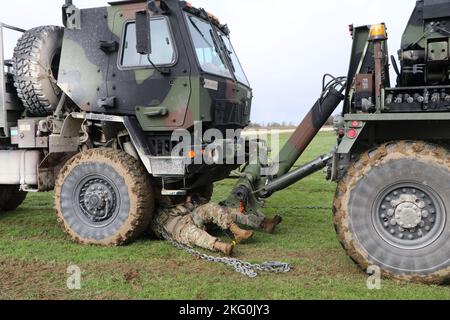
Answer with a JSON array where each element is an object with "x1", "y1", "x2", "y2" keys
[
  {"x1": 219, "y1": 34, "x2": 250, "y2": 86},
  {"x1": 186, "y1": 14, "x2": 232, "y2": 78}
]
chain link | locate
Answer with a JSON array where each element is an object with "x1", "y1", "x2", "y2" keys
[
  {"x1": 157, "y1": 226, "x2": 291, "y2": 278},
  {"x1": 265, "y1": 206, "x2": 332, "y2": 210}
]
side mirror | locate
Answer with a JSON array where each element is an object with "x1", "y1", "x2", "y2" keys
[{"x1": 135, "y1": 10, "x2": 151, "y2": 55}]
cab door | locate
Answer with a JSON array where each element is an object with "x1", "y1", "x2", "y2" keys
[{"x1": 105, "y1": 5, "x2": 192, "y2": 128}]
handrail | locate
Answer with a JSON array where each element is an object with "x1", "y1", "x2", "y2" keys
[
  {"x1": 0, "y1": 22, "x2": 25, "y2": 33},
  {"x1": 0, "y1": 21, "x2": 25, "y2": 138}
]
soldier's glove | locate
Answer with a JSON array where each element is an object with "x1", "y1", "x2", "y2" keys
[{"x1": 191, "y1": 210, "x2": 205, "y2": 229}]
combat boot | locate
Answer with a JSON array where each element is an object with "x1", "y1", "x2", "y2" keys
[
  {"x1": 213, "y1": 241, "x2": 234, "y2": 256},
  {"x1": 230, "y1": 223, "x2": 254, "y2": 243},
  {"x1": 260, "y1": 215, "x2": 283, "y2": 234}
]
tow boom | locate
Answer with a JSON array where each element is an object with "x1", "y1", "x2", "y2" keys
[{"x1": 224, "y1": 76, "x2": 346, "y2": 214}]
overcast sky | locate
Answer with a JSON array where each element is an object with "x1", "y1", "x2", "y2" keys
[{"x1": 0, "y1": 0, "x2": 415, "y2": 124}]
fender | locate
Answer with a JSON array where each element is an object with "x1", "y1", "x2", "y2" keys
[{"x1": 69, "y1": 112, "x2": 186, "y2": 176}]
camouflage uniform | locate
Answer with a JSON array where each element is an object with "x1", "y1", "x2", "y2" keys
[
  {"x1": 193, "y1": 203, "x2": 265, "y2": 230},
  {"x1": 152, "y1": 202, "x2": 263, "y2": 252}
]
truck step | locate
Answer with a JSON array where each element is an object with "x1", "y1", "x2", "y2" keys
[{"x1": 161, "y1": 189, "x2": 187, "y2": 196}]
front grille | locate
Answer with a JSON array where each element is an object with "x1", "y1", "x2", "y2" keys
[{"x1": 214, "y1": 100, "x2": 251, "y2": 128}]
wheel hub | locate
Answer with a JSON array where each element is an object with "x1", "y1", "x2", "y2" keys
[
  {"x1": 84, "y1": 184, "x2": 108, "y2": 211},
  {"x1": 391, "y1": 194, "x2": 424, "y2": 229},
  {"x1": 374, "y1": 183, "x2": 445, "y2": 249},
  {"x1": 79, "y1": 178, "x2": 117, "y2": 223}
]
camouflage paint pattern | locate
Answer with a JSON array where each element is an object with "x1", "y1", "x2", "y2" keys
[
  {"x1": 398, "y1": 0, "x2": 450, "y2": 85},
  {"x1": 274, "y1": 88, "x2": 344, "y2": 177},
  {"x1": 334, "y1": 0, "x2": 450, "y2": 172},
  {"x1": 58, "y1": 6, "x2": 111, "y2": 112},
  {"x1": 58, "y1": 0, "x2": 252, "y2": 133},
  {"x1": 401, "y1": 0, "x2": 450, "y2": 50},
  {"x1": 401, "y1": 1, "x2": 427, "y2": 50}
]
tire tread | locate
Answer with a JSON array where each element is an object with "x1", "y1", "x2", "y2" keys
[
  {"x1": 54, "y1": 149, "x2": 155, "y2": 246},
  {"x1": 333, "y1": 140, "x2": 450, "y2": 284}
]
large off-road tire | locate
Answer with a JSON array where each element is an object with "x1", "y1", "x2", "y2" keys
[
  {"x1": 3, "y1": 187, "x2": 28, "y2": 212},
  {"x1": 55, "y1": 149, "x2": 155, "y2": 246},
  {"x1": 0, "y1": 187, "x2": 12, "y2": 212},
  {"x1": 334, "y1": 141, "x2": 450, "y2": 284},
  {"x1": 0, "y1": 186, "x2": 28, "y2": 212},
  {"x1": 13, "y1": 26, "x2": 64, "y2": 116}
]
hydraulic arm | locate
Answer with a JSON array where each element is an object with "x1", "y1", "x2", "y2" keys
[{"x1": 225, "y1": 76, "x2": 346, "y2": 213}]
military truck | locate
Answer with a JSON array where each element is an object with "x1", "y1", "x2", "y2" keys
[
  {"x1": 224, "y1": 0, "x2": 450, "y2": 284},
  {"x1": 0, "y1": 0, "x2": 252, "y2": 245},
  {"x1": 1, "y1": 0, "x2": 450, "y2": 284}
]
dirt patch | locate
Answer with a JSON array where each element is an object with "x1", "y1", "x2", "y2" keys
[
  {"x1": 0, "y1": 259, "x2": 131, "y2": 300},
  {"x1": 124, "y1": 270, "x2": 140, "y2": 283},
  {"x1": 0, "y1": 259, "x2": 68, "y2": 299}
]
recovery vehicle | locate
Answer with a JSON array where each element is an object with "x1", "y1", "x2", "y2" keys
[{"x1": 0, "y1": 0, "x2": 450, "y2": 283}]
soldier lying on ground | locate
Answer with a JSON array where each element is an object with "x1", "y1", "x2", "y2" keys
[{"x1": 151, "y1": 196, "x2": 283, "y2": 256}]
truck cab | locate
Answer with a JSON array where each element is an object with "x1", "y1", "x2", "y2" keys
[
  {"x1": 0, "y1": 1, "x2": 253, "y2": 245},
  {"x1": 57, "y1": 0, "x2": 253, "y2": 192},
  {"x1": 0, "y1": 0, "x2": 253, "y2": 197}
]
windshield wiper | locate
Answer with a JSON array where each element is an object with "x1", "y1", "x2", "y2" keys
[
  {"x1": 208, "y1": 29, "x2": 228, "y2": 66},
  {"x1": 200, "y1": 9, "x2": 237, "y2": 81},
  {"x1": 217, "y1": 35, "x2": 236, "y2": 72},
  {"x1": 188, "y1": 16, "x2": 216, "y2": 51}
]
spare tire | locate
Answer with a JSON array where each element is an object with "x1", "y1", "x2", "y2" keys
[{"x1": 13, "y1": 26, "x2": 64, "y2": 116}]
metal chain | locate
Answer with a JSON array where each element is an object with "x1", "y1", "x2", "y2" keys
[
  {"x1": 157, "y1": 226, "x2": 291, "y2": 278},
  {"x1": 264, "y1": 206, "x2": 332, "y2": 210}
]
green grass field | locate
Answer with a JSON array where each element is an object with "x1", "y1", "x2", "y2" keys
[{"x1": 1, "y1": 132, "x2": 450, "y2": 300}]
